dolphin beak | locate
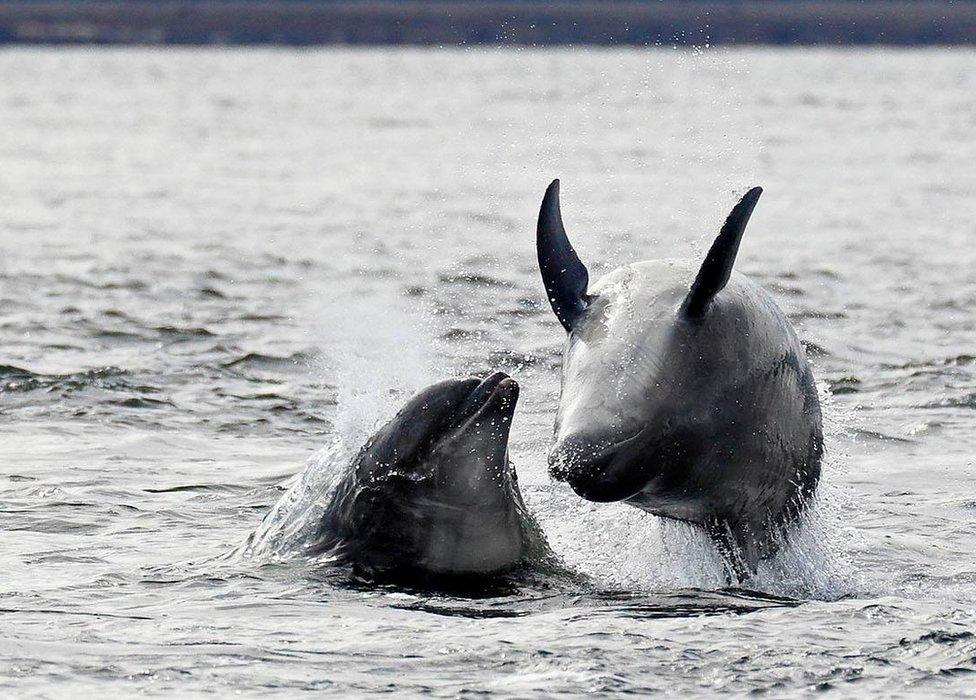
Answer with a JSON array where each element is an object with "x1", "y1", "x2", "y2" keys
[
  {"x1": 477, "y1": 376, "x2": 519, "y2": 457},
  {"x1": 547, "y1": 432, "x2": 647, "y2": 503},
  {"x1": 449, "y1": 373, "x2": 519, "y2": 474},
  {"x1": 459, "y1": 373, "x2": 518, "y2": 428}
]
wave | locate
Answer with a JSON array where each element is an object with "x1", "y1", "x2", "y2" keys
[
  {"x1": 437, "y1": 272, "x2": 516, "y2": 288},
  {"x1": 0, "y1": 365, "x2": 130, "y2": 393},
  {"x1": 237, "y1": 439, "x2": 351, "y2": 561},
  {"x1": 221, "y1": 352, "x2": 314, "y2": 371}
]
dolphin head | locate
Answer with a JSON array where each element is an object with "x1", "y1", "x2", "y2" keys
[
  {"x1": 328, "y1": 372, "x2": 530, "y2": 579},
  {"x1": 547, "y1": 262, "x2": 701, "y2": 502},
  {"x1": 536, "y1": 180, "x2": 763, "y2": 505}
]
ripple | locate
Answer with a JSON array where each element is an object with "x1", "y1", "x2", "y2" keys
[
  {"x1": 437, "y1": 273, "x2": 515, "y2": 288},
  {"x1": 394, "y1": 589, "x2": 800, "y2": 620},
  {"x1": 917, "y1": 393, "x2": 976, "y2": 410},
  {"x1": 828, "y1": 376, "x2": 861, "y2": 394},
  {"x1": 110, "y1": 397, "x2": 176, "y2": 409},
  {"x1": 144, "y1": 483, "x2": 252, "y2": 494},
  {"x1": 221, "y1": 352, "x2": 313, "y2": 370},
  {"x1": 789, "y1": 310, "x2": 848, "y2": 321},
  {"x1": 882, "y1": 355, "x2": 976, "y2": 371},
  {"x1": 0, "y1": 365, "x2": 130, "y2": 393},
  {"x1": 154, "y1": 325, "x2": 216, "y2": 339}
]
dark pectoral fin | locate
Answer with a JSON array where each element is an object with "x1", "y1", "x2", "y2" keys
[
  {"x1": 682, "y1": 186, "x2": 763, "y2": 319},
  {"x1": 537, "y1": 179, "x2": 590, "y2": 332}
]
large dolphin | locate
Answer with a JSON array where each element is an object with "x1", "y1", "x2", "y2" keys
[
  {"x1": 536, "y1": 180, "x2": 823, "y2": 578},
  {"x1": 309, "y1": 372, "x2": 551, "y2": 586}
]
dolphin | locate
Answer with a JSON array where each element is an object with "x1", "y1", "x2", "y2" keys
[
  {"x1": 536, "y1": 180, "x2": 823, "y2": 579},
  {"x1": 309, "y1": 372, "x2": 551, "y2": 586}
]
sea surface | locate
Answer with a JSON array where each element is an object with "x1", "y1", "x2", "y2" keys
[{"x1": 1, "y1": 47, "x2": 974, "y2": 696}]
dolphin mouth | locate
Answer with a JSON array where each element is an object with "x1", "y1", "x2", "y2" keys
[
  {"x1": 547, "y1": 429, "x2": 649, "y2": 502},
  {"x1": 453, "y1": 372, "x2": 519, "y2": 429}
]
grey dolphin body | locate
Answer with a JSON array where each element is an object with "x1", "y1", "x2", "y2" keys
[
  {"x1": 536, "y1": 180, "x2": 823, "y2": 578},
  {"x1": 310, "y1": 373, "x2": 550, "y2": 585}
]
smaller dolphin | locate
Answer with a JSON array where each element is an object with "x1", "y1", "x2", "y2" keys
[
  {"x1": 310, "y1": 372, "x2": 550, "y2": 585},
  {"x1": 537, "y1": 180, "x2": 823, "y2": 579}
]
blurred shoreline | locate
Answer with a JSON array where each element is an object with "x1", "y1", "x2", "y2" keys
[{"x1": 0, "y1": 1, "x2": 974, "y2": 47}]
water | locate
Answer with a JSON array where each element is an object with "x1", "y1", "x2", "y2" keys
[{"x1": 1, "y1": 46, "x2": 974, "y2": 695}]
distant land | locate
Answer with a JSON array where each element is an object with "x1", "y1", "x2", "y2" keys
[{"x1": 0, "y1": 1, "x2": 974, "y2": 46}]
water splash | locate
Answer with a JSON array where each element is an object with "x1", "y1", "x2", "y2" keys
[
  {"x1": 515, "y1": 380, "x2": 864, "y2": 600},
  {"x1": 240, "y1": 438, "x2": 350, "y2": 560},
  {"x1": 529, "y1": 485, "x2": 728, "y2": 591},
  {"x1": 305, "y1": 270, "x2": 440, "y2": 447},
  {"x1": 243, "y1": 269, "x2": 444, "y2": 559}
]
